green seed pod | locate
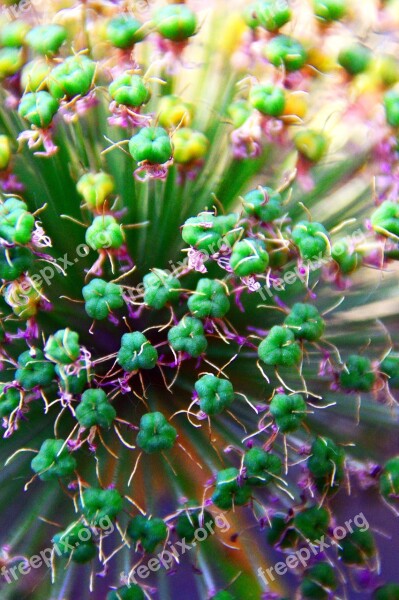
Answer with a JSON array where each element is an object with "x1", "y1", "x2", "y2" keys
[
  {"x1": 136, "y1": 411, "x2": 177, "y2": 453},
  {"x1": 300, "y1": 562, "x2": 338, "y2": 599},
  {"x1": 55, "y1": 363, "x2": 89, "y2": 395},
  {"x1": 243, "y1": 3, "x2": 260, "y2": 29},
  {"x1": 292, "y1": 221, "x2": 330, "y2": 261},
  {"x1": 15, "y1": 349, "x2": 55, "y2": 390},
  {"x1": 31, "y1": 438, "x2": 77, "y2": 481},
  {"x1": 266, "y1": 513, "x2": 298, "y2": 549},
  {"x1": 106, "y1": 15, "x2": 146, "y2": 49},
  {"x1": 227, "y1": 99, "x2": 252, "y2": 128},
  {"x1": 4, "y1": 278, "x2": 43, "y2": 319},
  {"x1": 127, "y1": 515, "x2": 167, "y2": 553},
  {"x1": 195, "y1": 374, "x2": 234, "y2": 416},
  {"x1": 270, "y1": 393, "x2": 307, "y2": 433},
  {"x1": 244, "y1": 447, "x2": 282, "y2": 486},
  {"x1": 188, "y1": 278, "x2": 230, "y2": 319},
  {"x1": 0, "y1": 20, "x2": 30, "y2": 48},
  {"x1": 0, "y1": 384, "x2": 20, "y2": 418},
  {"x1": 313, "y1": 0, "x2": 347, "y2": 22},
  {"x1": 211, "y1": 467, "x2": 251, "y2": 510},
  {"x1": 243, "y1": 186, "x2": 282, "y2": 223},
  {"x1": 175, "y1": 510, "x2": 214, "y2": 542},
  {"x1": 0, "y1": 246, "x2": 33, "y2": 281},
  {"x1": 380, "y1": 352, "x2": 399, "y2": 388},
  {"x1": 308, "y1": 436, "x2": 345, "y2": 494},
  {"x1": 158, "y1": 95, "x2": 194, "y2": 128},
  {"x1": 106, "y1": 585, "x2": 145, "y2": 600},
  {"x1": 258, "y1": 326, "x2": 302, "y2": 367},
  {"x1": 117, "y1": 331, "x2": 158, "y2": 372},
  {"x1": 82, "y1": 278, "x2": 124, "y2": 320},
  {"x1": 0, "y1": 134, "x2": 11, "y2": 170},
  {"x1": 250, "y1": 83, "x2": 286, "y2": 117},
  {"x1": 143, "y1": 269, "x2": 180, "y2": 310},
  {"x1": 373, "y1": 584, "x2": 399, "y2": 600},
  {"x1": 26, "y1": 24, "x2": 67, "y2": 56},
  {"x1": 77, "y1": 172, "x2": 115, "y2": 210},
  {"x1": 48, "y1": 55, "x2": 96, "y2": 100},
  {"x1": 53, "y1": 523, "x2": 97, "y2": 563},
  {"x1": 109, "y1": 73, "x2": 151, "y2": 107},
  {"x1": 75, "y1": 389, "x2": 116, "y2": 429},
  {"x1": 255, "y1": 0, "x2": 291, "y2": 31},
  {"x1": 18, "y1": 91, "x2": 59, "y2": 128},
  {"x1": 379, "y1": 456, "x2": 399, "y2": 505},
  {"x1": 284, "y1": 303, "x2": 325, "y2": 341},
  {"x1": 338, "y1": 528, "x2": 376, "y2": 566},
  {"x1": 294, "y1": 505, "x2": 330, "y2": 541},
  {"x1": 80, "y1": 487, "x2": 123, "y2": 522},
  {"x1": 0, "y1": 197, "x2": 35, "y2": 244},
  {"x1": 294, "y1": 130, "x2": 328, "y2": 162},
  {"x1": 86, "y1": 215, "x2": 125, "y2": 250},
  {"x1": 129, "y1": 127, "x2": 173, "y2": 165},
  {"x1": 230, "y1": 238, "x2": 269, "y2": 277},
  {"x1": 0, "y1": 47, "x2": 24, "y2": 79},
  {"x1": 154, "y1": 4, "x2": 197, "y2": 42},
  {"x1": 172, "y1": 128, "x2": 209, "y2": 164},
  {"x1": 44, "y1": 328, "x2": 80, "y2": 365},
  {"x1": 21, "y1": 58, "x2": 51, "y2": 92},
  {"x1": 182, "y1": 212, "x2": 238, "y2": 252},
  {"x1": 331, "y1": 240, "x2": 362, "y2": 273},
  {"x1": 371, "y1": 201, "x2": 399, "y2": 238},
  {"x1": 338, "y1": 43, "x2": 371, "y2": 76},
  {"x1": 340, "y1": 354, "x2": 375, "y2": 392},
  {"x1": 265, "y1": 35, "x2": 307, "y2": 72},
  {"x1": 168, "y1": 316, "x2": 208, "y2": 358}
]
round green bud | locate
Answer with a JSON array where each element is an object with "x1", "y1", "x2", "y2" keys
[
  {"x1": 0, "y1": 47, "x2": 24, "y2": 79},
  {"x1": 175, "y1": 510, "x2": 214, "y2": 542},
  {"x1": 267, "y1": 513, "x2": 298, "y2": 548},
  {"x1": 227, "y1": 100, "x2": 252, "y2": 129},
  {"x1": 284, "y1": 303, "x2": 325, "y2": 341},
  {"x1": 373, "y1": 584, "x2": 399, "y2": 600},
  {"x1": 82, "y1": 278, "x2": 124, "y2": 320},
  {"x1": 182, "y1": 212, "x2": 238, "y2": 252},
  {"x1": 338, "y1": 43, "x2": 371, "y2": 76},
  {"x1": 270, "y1": 392, "x2": 307, "y2": 433},
  {"x1": 380, "y1": 456, "x2": 399, "y2": 505},
  {"x1": 0, "y1": 246, "x2": 32, "y2": 281},
  {"x1": 230, "y1": 238, "x2": 269, "y2": 277},
  {"x1": 80, "y1": 487, "x2": 123, "y2": 522},
  {"x1": 154, "y1": 4, "x2": 197, "y2": 42},
  {"x1": 294, "y1": 505, "x2": 330, "y2": 541},
  {"x1": 106, "y1": 15, "x2": 146, "y2": 49},
  {"x1": 109, "y1": 73, "x2": 151, "y2": 107},
  {"x1": 158, "y1": 95, "x2": 194, "y2": 128},
  {"x1": 301, "y1": 562, "x2": 337, "y2": 599},
  {"x1": 340, "y1": 354, "x2": 375, "y2": 392},
  {"x1": 292, "y1": 221, "x2": 330, "y2": 260},
  {"x1": 0, "y1": 384, "x2": 20, "y2": 418},
  {"x1": 117, "y1": 332, "x2": 158, "y2": 372},
  {"x1": 307, "y1": 436, "x2": 345, "y2": 494},
  {"x1": 19, "y1": 91, "x2": 59, "y2": 129},
  {"x1": 106, "y1": 585, "x2": 145, "y2": 600},
  {"x1": 243, "y1": 186, "x2": 282, "y2": 222},
  {"x1": 211, "y1": 467, "x2": 251, "y2": 510},
  {"x1": 143, "y1": 269, "x2": 180, "y2": 309},
  {"x1": 0, "y1": 20, "x2": 30, "y2": 48},
  {"x1": 255, "y1": 0, "x2": 291, "y2": 31},
  {"x1": 86, "y1": 215, "x2": 125, "y2": 250},
  {"x1": 371, "y1": 201, "x2": 399, "y2": 238},
  {"x1": 75, "y1": 389, "x2": 116, "y2": 429},
  {"x1": 15, "y1": 349, "x2": 55, "y2": 390},
  {"x1": 338, "y1": 528, "x2": 376, "y2": 565},
  {"x1": 77, "y1": 172, "x2": 115, "y2": 210},
  {"x1": 258, "y1": 326, "x2": 302, "y2": 367},
  {"x1": 250, "y1": 83, "x2": 285, "y2": 117},
  {"x1": 127, "y1": 515, "x2": 167, "y2": 553},
  {"x1": 0, "y1": 197, "x2": 35, "y2": 244},
  {"x1": 313, "y1": 0, "x2": 346, "y2": 22},
  {"x1": 136, "y1": 411, "x2": 177, "y2": 453},
  {"x1": 55, "y1": 363, "x2": 88, "y2": 395},
  {"x1": 31, "y1": 438, "x2": 77, "y2": 481},
  {"x1": 44, "y1": 328, "x2": 80, "y2": 365},
  {"x1": 380, "y1": 352, "x2": 399, "y2": 388},
  {"x1": 172, "y1": 128, "x2": 209, "y2": 164},
  {"x1": 4, "y1": 278, "x2": 42, "y2": 319},
  {"x1": 374, "y1": 54, "x2": 399, "y2": 87},
  {"x1": 265, "y1": 35, "x2": 307, "y2": 72},
  {"x1": 21, "y1": 58, "x2": 51, "y2": 92},
  {"x1": 243, "y1": 3, "x2": 260, "y2": 29},
  {"x1": 0, "y1": 134, "x2": 11, "y2": 170},
  {"x1": 26, "y1": 24, "x2": 67, "y2": 56},
  {"x1": 188, "y1": 278, "x2": 230, "y2": 319},
  {"x1": 48, "y1": 55, "x2": 96, "y2": 100},
  {"x1": 195, "y1": 374, "x2": 234, "y2": 416},
  {"x1": 129, "y1": 127, "x2": 173, "y2": 165},
  {"x1": 53, "y1": 523, "x2": 97, "y2": 563},
  {"x1": 168, "y1": 316, "x2": 207, "y2": 358},
  {"x1": 331, "y1": 240, "x2": 361, "y2": 273},
  {"x1": 244, "y1": 447, "x2": 282, "y2": 486},
  {"x1": 294, "y1": 130, "x2": 328, "y2": 162}
]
